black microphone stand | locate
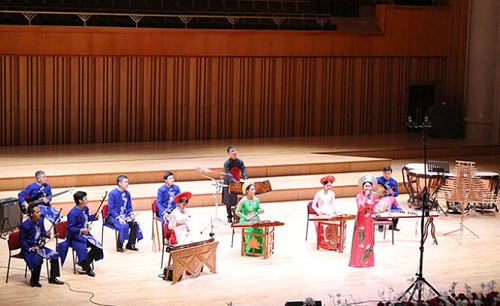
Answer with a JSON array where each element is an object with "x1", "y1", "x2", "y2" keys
[{"x1": 399, "y1": 116, "x2": 440, "y2": 301}]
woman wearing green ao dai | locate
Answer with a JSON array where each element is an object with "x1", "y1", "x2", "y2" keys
[{"x1": 235, "y1": 181, "x2": 265, "y2": 255}]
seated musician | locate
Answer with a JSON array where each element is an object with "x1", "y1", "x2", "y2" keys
[
  {"x1": 18, "y1": 170, "x2": 62, "y2": 223},
  {"x1": 156, "y1": 171, "x2": 181, "y2": 225},
  {"x1": 168, "y1": 192, "x2": 193, "y2": 245},
  {"x1": 376, "y1": 166, "x2": 402, "y2": 231},
  {"x1": 235, "y1": 180, "x2": 265, "y2": 255},
  {"x1": 20, "y1": 203, "x2": 64, "y2": 287},
  {"x1": 58, "y1": 191, "x2": 103, "y2": 277},
  {"x1": 311, "y1": 175, "x2": 339, "y2": 249}
]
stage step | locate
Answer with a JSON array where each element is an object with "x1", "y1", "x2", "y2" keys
[{"x1": 0, "y1": 170, "x2": 405, "y2": 215}]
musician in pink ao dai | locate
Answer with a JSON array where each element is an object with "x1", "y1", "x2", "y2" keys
[
  {"x1": 349, "y1": 174, "x2": 378, "y2": 268},
  {"x1": 168, "y1": 192, "x2": 193, "y2": 245},
  {"x1": 312, "y1": 175, "x2": 338, "y2": 248}
]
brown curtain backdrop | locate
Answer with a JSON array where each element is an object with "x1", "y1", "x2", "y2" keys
[{"x1": 0, "y1": 55, "x2": 446, "y2": 145}]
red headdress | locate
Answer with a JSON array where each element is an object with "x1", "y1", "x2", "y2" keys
[
  {"x1": 174, "y1": 191, "x2": 192, "y2": 203},
  {"x1": 320, "y1": 175, "x2": 336, "y2": 185}
]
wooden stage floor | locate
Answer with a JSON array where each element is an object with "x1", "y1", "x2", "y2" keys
[{"x1": 1, "y1": 134, "x2": 500, "y2": 305}]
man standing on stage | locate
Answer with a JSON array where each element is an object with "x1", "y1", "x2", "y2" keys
[
  {"x1": 106, "y1": 175, "x2": 143, "y2": 252},
  {"x1": 222, "y1": 146, "x2": 248, "y2": 223},
  {"x1": 18, "y1": 170, "x2": 62, "y2": 223}
]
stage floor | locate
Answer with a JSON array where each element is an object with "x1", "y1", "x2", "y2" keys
[{"x1": 1, "y1": 134, "x2": 500, "y2": 305}]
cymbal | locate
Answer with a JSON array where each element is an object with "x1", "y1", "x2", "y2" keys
[{"x1": 195, "y1": 167, "x2": 213, "y2": 172}]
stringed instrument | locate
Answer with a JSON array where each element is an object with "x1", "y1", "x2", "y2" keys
[{"x1": 22, "y1": 187, "x2": 74, "y2": 214}]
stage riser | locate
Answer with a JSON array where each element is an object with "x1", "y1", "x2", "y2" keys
[
  {"x1": 0, "y1": 160, "x2": 388, "y2": 192},
  {"x1": 33, "y1": 183, "x2": 408, "y2": 216}
]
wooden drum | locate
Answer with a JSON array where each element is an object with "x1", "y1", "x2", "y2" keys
[{"x1": 229, "y1": 180, "x2": 273, "y2": 195}]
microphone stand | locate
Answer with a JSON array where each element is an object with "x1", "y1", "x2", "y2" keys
[{"x1": 399, "y1": 116, "x2": 440, "y2": 301}]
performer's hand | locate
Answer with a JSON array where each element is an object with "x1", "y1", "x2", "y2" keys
[
  {"x1": 42, "y1": 197, "x2": 50, "y2": 204},
  {"x1": 22, "y1": 203, "x2": 28, "y2": 211},
  {"x1": 81, "y1": 228, "x2": 90, "y2": 235},
  {"x1": 259, "y1": 209, "x2": 264, "y2": 214},
  {"x1": 119, "y1": 218, "x2": 127, "y2": 224},
  {"x1": 129, "y1": 213, "x2": 135, "y2": 220},
  {"x1": 30, "y1": 247, "x2": 39, "y2": 252}
]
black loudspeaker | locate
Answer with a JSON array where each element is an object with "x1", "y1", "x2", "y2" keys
[{"x1": 0, "y1": 197, "x2": 23, "y2": 232}]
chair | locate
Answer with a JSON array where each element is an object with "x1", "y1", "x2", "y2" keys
[
  {"x1": 151, "y1": 200, "x2": 162, "y2": 252},
  {"x1": 160, "y1": 222, "x2": 177, "y2": 268},
  {"x1": 305, "y1": 200, "x2": 316, "y2": 241},
  {"x1": 6, "y1": 230, "x2": 27, "y2": 283},
  {"x1": 230, "y1": 205, "x2": 241, "y2": 247},
  {"x1": 373, "y1": 218, "x2": 394, "y2": 245},
  {"x1": 100, "y1": 204, "x2": 119, "y2": 251},
  {"x1": 54, "y1": 220, "x2": 79, "y2": 274},
  {"x1": 5, "y1": 230, "x2": 48, "y2": 283}
]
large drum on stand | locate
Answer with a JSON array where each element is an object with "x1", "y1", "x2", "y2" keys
[
  {"x1": 403, "y1": 164, "x2": 445, "y2": 210},
  {"x1": 473, "y1": 171, "x2": 499, "y2": 213}
]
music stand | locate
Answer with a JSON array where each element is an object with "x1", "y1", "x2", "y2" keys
[
  {"x1": 427, "y1": 160, "x2": 449, "y2": 216},
  {"x1": 427, "y1": 160, "x2": 449, "y2": 174},
  {"x1": 198, "y1": 168, "x2": 228, "y2": 235}
]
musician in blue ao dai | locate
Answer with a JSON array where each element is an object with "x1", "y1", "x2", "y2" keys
[
  {"x1": 58, "y1": 191, "x2": 103, "y2": 277},
  {"x1": 156, "y1": 171, "x2": 181, "y2": 225},
  {"x1": 18, "y1": 170, "x2": 62, "y2": 223},
  {"x1": 107, "y1": 175, "x2": 143, "y2": 252},
  {"x1": 235, "y1": 181, "x2": 265, "y2": 255},
  {"x1": 20, "y1": 203, "x2": 64, "y2": 287}
]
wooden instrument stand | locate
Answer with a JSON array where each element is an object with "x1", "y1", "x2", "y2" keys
[
  {"x1": 309, "y1": 214, "x2": 355, "y2": 252},
  {"x1": 231, "y1": 221, "x2": 284, "y2": 259},
  {"x1": 166, "y1": 239, "x2": 219, "y2": 284}
]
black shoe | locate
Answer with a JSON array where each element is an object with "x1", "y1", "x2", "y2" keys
[
  {"x1": 30, "y1": 279, "x2": 42, "y2": 287},
  {"x1": 388, "y1": 225, "x2": 400, "y2": 231},
  {"x1": 117, "y1": 247, "x2": 124, "y2": 253},
  {"x1": 48, "y1": 278, "x2": 64, "y2": 285},
  {"x1": 126, "y1": 244, "x2": 139, "y2": 251},
  {"x1": 227, "y1": 217, "x2": 233, "y2": 223},
  {"x1": 378, "y1": 225, "x2": 384, "y2": 232},
  {"x1": 86, "y1": 269, "x2": 95, "y2": 277}
]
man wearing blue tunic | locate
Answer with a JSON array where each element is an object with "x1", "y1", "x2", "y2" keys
[
  {"x1": 61, "y1": 191, "x2": 103, "y2": 277},
  {"x1": 376, "y1": 166, "x2": 402, "y2": 231},
  {"x1": 156, "y1": 171, "x2": 181, "y2": 225},
  {"x1": 20, "y1": 203, "x2": 64, "y2": 287},
  {"x1": 18, "y1": 170, "x2": 62, "y2": 223},
  {"x1": 106, "y1": 175, "x2": 143, "y2": 252}
]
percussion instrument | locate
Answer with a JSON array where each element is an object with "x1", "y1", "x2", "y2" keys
[
  {"x1": 166, "y1": 238, "x2": 218, "y2": 284},
  {"x1": 474, "y1": 172, "x2": 500, "y2": 195},
  {"x1": 403, "y1": 163, "x2": 446, "y2": 210},
  {"x1": 229, "y1": 180, "x2": 273, "y2": 195},
  {"x1": 472, "y1": 171, "x2": 499, "y2": 213}
]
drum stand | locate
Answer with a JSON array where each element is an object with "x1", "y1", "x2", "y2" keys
[
  {"x1": 399, "y1": 116, "x2": 440, "y2": 302},
  {"x1": 200, "y1": 172, "x2": 228, "y2": 235}
]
